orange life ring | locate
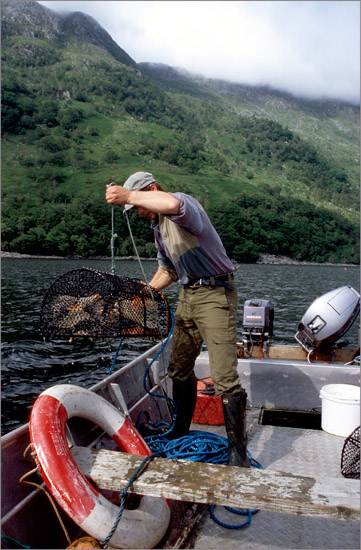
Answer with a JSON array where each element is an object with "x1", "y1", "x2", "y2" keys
[{"x1": 30, "y1": 384, "x2": 171, "y2": 549}]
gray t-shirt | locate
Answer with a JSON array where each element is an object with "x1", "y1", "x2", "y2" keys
[{"x1": 152, "y1": 192, "x2": 234, "y2": 285}]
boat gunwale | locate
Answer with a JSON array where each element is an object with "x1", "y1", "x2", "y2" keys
[{"x1": 1, "y1": 339, "x2": 168, "y2": 446}]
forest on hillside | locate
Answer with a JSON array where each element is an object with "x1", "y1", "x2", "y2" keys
[{"x1": 1, "y1": 5, "x2": 359, "y2": 264}]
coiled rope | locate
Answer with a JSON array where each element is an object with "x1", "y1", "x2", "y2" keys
[
  {"x1": 143, "y1": 430, "x2": 262, "y2": 530},
  {"x1": 210, "y1": 505, "x2": 259, "y2": 530}
]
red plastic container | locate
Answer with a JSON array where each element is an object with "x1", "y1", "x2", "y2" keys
[{"x1": 192, "y1": 377, "x2": 225, "y2": 425}]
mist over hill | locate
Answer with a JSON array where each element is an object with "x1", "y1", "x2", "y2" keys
[{"x1": 1, "y1": 1, "x2": 359, "y2": 264}]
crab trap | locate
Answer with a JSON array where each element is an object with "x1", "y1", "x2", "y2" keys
[
  {"x1": 40, "y1": 268, "x2": 172, "y2": 340},
  {"x1": 341, "y1": 425, "x2": 360, "y2": 479}
]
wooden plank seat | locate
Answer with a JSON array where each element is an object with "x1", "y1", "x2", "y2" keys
[{"x1": 72, "y1": 446, "x2": 359, "y2": 522}]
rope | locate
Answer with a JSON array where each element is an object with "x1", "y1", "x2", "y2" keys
[
  {"x1": 106, "y1": 204, "x2": 172, "y2": 377},
  {"x1": 344, "y1": 355, "x2": 360, "y2": 366},
  {"x1": 101, "y1": 317, "x2": 175, "y2": 546},
  {"x1": 100, "y1": 429, "x2": 262, "y2": 545},
  {"x1": 109, "y1": 182, "x2": 117, "y2": 275},
  {"x1": 107, "y1": 337, "x2": 125, "y2": 376},
  {"x1": 124, "y1": 208, "x2": 163, "y2": 328},
  {"x1": 144, "y1": 430, "x2": 263, "y2": 529},
  {"x1": 145, "y1": 430, "x2": 228, "y2": 462},
  {"x1": 111, "y1": 204, "x2": 116, "y2": 275},
  {"x1": 209, "y1": 449, "x2": 262, "y2": 529},
  {"x1": 20, "y1": 445, "x2": 72, "y2": 546},
  {"x1": 1, "y1": 536, "x2": 31, "y2": 549},
  {"x1": 100, "y1": 454, "x2": 157, "y2": 548},
  {"x1": 210, "y1": 506, "x2": 256, "y2": 529},
  {"x1": 142, "y1": 309, "x2": 175, "y2": 400},
  {"x1": 124, "y1": 209, "x2": 152, "y2": 289}
]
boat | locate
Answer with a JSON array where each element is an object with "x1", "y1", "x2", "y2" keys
[{"x1": 2, "y1": 284, "x2": 360, "y2": 549}]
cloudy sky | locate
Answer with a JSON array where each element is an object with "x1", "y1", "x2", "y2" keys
[{"x1": 38, "y1": 1, "x2": 359, "y2": 104}]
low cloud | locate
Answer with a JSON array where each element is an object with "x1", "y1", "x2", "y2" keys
[{"x1": 39, "y1": 1, "x2": 360, "y2": 104}]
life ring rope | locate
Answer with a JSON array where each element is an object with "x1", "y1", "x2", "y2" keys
[
  {"x1": 101, "y1": 453, "x2": 157, "y2": 548},
  {"x1": 29, "y1": 384, "x2": 170, "y2": 549}
]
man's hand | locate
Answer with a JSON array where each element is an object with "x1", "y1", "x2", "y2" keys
[
  {"x1": 105, "y1": 184, "x2": 131, "y2": 205},
  {"x1": 106, "y1": 182, "x2": 180, "y2": 216},
  {"x1": 149, "y1": 268, "x2": 175, "y2": 291},
  {"x1": 139, "y1": 281, "x2": 156, "y2": 297}
]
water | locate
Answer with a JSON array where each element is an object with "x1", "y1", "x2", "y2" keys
[{"x1": 1, "y1": 258, "x2": 359, "y2": 434}]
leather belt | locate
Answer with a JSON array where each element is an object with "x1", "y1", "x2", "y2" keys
[{"x1": 185, "y1": 272, "x2": 234, "y2": 288}]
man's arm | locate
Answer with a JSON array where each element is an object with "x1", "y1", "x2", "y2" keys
[{"x1": 106, "y1": 185, "x2": 179, "y2": 215}]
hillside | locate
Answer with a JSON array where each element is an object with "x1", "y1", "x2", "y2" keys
[
  {"x1": 1, "y1": 1, "x2": 360, "y2": 264},
  {"x1": 139, "y1": 62, "x2": 360, "y2": 207}
]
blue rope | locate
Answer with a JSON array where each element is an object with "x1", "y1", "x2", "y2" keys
[
  {"x1": 142, "y1": 310, "x2": 175, "y2": 399},
  {"x1": 100, "y1": 453, "x2": 158, "y2": 548},
  {"x1": 1, "y1": 536, "x2": 31, "y2": 549},
  {"x1": 210, "y1": 506, "x2": 256, "y2": 530},
  {"x1": 101, "y1": 311, "x2": 175, "y2": 545},
  {"x1": 107, "y1": 305, "x2": 175, "y2": 379},
  {"x1": 139, "y1": 311, "x2": 178, "y2": 438},
  {"x1": 145, "y1": 430, "x2": 228, "y2": 462},
  {"x1": 345, "y1": 354, "x2": 360, "y2": 366},
  {"x1": 107, "y1": 337, "x2": 124, "y2": 376},
  {"x1": 210, "y1": 451, "x2": 262, "y2": 529},
  {"x1": 145, "y1": 430, "x2": 263, "y2": 530}
]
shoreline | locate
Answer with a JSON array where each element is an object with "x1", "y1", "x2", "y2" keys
[
  {"x1": 0, "y1": 251, "x2": 156, "y2": 261},
  {"x1": 1, "y1": 251, "x2": 358, "y2": 267}
]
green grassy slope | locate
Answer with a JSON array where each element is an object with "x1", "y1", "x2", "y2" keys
[{"x1": 1, "y1": 5, "x2": 359, "y2": 263}]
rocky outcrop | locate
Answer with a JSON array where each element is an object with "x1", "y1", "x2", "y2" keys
[
  {"x1": 1, "y1": 1, "x2": 137, "y2": 67},
  {"x1": 257, "y1": 253, "x2": 309, "y2": 265}
]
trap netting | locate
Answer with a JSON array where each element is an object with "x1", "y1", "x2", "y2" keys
[
  {"x1": 40, "y1": 268, "x2": 172, "y2": 340},
  {"x1": 341, "y1": 425, "x2": 360, "y2": 479}
]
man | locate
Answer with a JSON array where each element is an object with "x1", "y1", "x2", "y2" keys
[{"x1": 106, "y1": 172, "x2": 250, "y2": 468}]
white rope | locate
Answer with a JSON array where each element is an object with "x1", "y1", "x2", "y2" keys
[
  {"x1": 126, "y1": 208, "x2": 167, "y2": 330},
  {"x1": 124, "y1": 209, "x2": 154, "y2": 294},
  {"x1": 123, "y1": 208, "x2": 168, "y2": 377},
  {"x1": 109, "y1": 182, "x2": 117, "y2": 275},
  {"x1": 111, "y1": 204, "x2": 116, "y2": 275}
]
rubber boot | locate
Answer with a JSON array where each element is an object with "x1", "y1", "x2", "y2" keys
[
  {"x1": 222, "y1": 390, "x2": 250, "y2": 468},
  {"x1": 139, "y1": 376, "x2": 198, "y2": 439},
  {"x1": 171, "y1": 376, "x2": 198, "y2": 439}
]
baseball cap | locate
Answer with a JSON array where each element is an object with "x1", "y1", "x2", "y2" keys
[{"x1": 123, "y1": 172, "x2": 156, "y2": 211}]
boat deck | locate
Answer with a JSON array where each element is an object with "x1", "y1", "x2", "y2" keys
[
  {"x1": 188, "y1": 412, "x2": 360, "y2": 550},
  {"x1": 2, "y1": 341, "x2": 359, "y2": 550}
]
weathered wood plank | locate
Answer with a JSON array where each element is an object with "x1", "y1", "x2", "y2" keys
[
  {"x1": 236, "y1": 343, "x2": 359, "y2": 363},
  {"x1": 72, "y1": 447, "x2": 359, "y2": 522}
]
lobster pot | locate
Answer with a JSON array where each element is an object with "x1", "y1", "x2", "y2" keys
[
  {"x1": 319, "y1": 384, "x2": 360, "y2": 437},
  {"x1": 39, "y1": 267, "x2": 172, "y2": 340}
]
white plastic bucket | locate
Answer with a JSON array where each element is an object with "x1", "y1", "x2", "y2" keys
[{"x1": 319, "y1": 384, "x2": 360, "y2": 437}]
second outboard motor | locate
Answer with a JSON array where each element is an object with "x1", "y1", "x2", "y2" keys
[
  {"x1": 242, "y1": 299, "x2": 274, "y2": 355},
  {"x1": 295, "y1": 285, "x2": 360, "y2": 356}
]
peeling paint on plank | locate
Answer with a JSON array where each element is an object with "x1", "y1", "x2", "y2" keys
[{"x1": 72, "y1": 447, "x2": 359, "y2": 522}]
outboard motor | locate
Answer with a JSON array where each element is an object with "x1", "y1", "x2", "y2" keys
[
  {"x1": 242, "y1": 299, "x2": 274, "y2": 355},
  {"x1": 295, "y1": 285, "x2": 360, "y2": 357}
]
